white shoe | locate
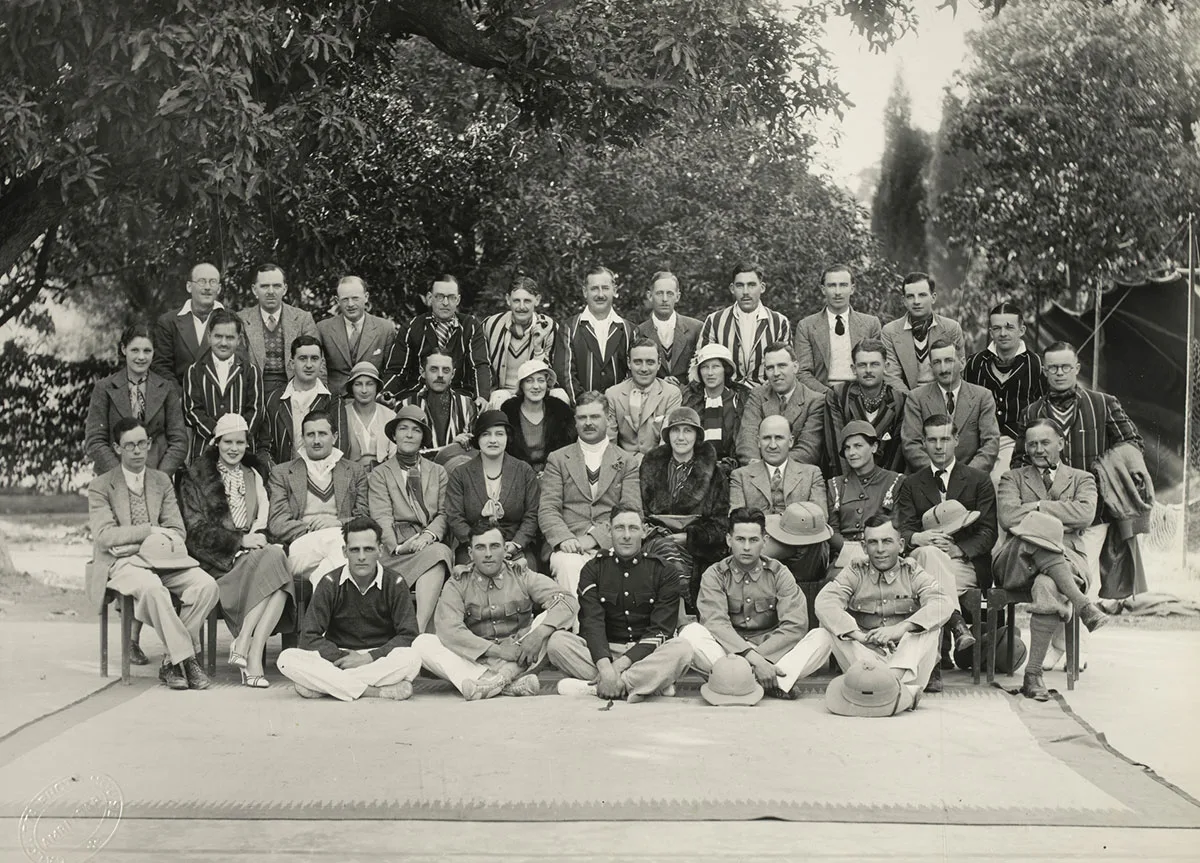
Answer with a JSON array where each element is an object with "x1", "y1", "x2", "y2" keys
[
  {"x1": 375, "y1": 681, "x2": 413, "y2": 701},
  {"x1": 461, "y1": 674, "x2": 506, "y2": 701},
  {"x1": 294, "y1": 684, "x2": 323, "y2": 699},
  {"x1": 502, "y1": 674, "x2": 542, "y2": 697},
  {"x1": 660, "y1": 684, "x2": 676, "y2": 697},
  {"x1": 556, "y1": 678, "x2": 596, "y2": 697}
]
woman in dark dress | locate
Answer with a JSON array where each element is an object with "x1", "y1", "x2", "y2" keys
[
  {"x1": 501, "y1": 358, "x2": 576, "y2": 474},
  {"x1": 679, "y1": 343, "x2": 748, "y2": 472}
]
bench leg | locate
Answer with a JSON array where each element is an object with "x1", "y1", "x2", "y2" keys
[
  {"x1": 985, "y1": 589, "x2": 1005, "y2": 684},
  {"x1": 120, "y1": 595, "x2": 134, "y2": 684},
  {"x1": 100, "y1": 600, "x2": 109, "y2": 678},
  {"x1": 965, "y1": 589, "x2": 982, "y2": 685},
  {"x1": 206, "y1": 611, "x2": 219, "y2": 678},
  {"x1": 1066, "y1": 614, "x2": 1079, "y2": 690}
]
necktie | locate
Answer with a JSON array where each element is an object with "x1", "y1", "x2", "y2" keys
[
  {"x1": 835, "y1": 314, "x2": 845, "y2": 336},
  {"x1": 770, "y1": 467, "x2": 785, "y2": 511},
  {"x1": 131, "y1": 379, "x2": 146, "y2": 419},
  {"x1": 349, "y1": 321, "x2": 362, "y2": 357},
  {"x1": 266, "y1": 314, "x2": 278, "y2": 332},
  {"x1": 1041, "y1": 468, "x2": 1053, "y2": 492},
  {"x1": 945, "y1": 390, "x2": 956, "y2": 416},
  {"x1": 936, "y1": 469, "x2": 947, "y2": 495},
  {"x1": 433, "y1": 318, "x2": 454, "y2": 351}
]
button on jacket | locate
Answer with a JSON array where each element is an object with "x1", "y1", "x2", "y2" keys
[
  {"x1": 577, "y1": 550, "x2": 681, "y2": 665},
  {"x1": 696, "y1": 556, "x2": 809, "y2": 662},
  {"x1": 816, "y1": 557, "x2": 950, "y2": 637}
]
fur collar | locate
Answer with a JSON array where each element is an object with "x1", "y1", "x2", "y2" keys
[{"x1": 641, "y1": 440, "x2": 720, "y2": 512}]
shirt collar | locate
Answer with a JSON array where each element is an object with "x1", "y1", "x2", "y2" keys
[
  {"x1": 260, "y1": 306, "x2": 282, "y2": 324},
  {"x1": 940, "y1": 381, "x2": 962, "y2": 400},
  {"x1": 121, "y1": 466, "x2": 146, "y2": 491},
  {"x1": 767, "y1": 460, "x2": 786, "y2": 479},
  {"x1": 212, "y1": 355, "x2": 234, "y2": 372},
  {"x1": 826, "y1": 307, "x2": 851, "y2": 324},
  {"x1": 725, "y1": 558, "x2": 764, "y2": 583},
  {"x1": 733, "y1": 304, "x2": 768, "y2": 323},
  {"x1": 652, "y1": 311, "x2": 676, "y2": 329},
  {"x1": 932, "y1": 458, "x2": 956, "y2": 477},
  {"x1": 339, "y1": 564, "x2": 384, "y2": 595},
  {"x1": 177, "y1": 299, "x2": 224, "y2": 316},
  {"x1": 282, "y1": 379, "x2": 330, "y2": 400},
  {"x1": 986, "y1": 340, "x2": 1027, "y2": 358},
  {"x1": 581, "y1": 307, "x2": 621, "y2": 328}
]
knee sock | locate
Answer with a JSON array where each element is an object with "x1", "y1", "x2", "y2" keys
[
  {"x1": 1026, "y1": 613, "x2": 1058, "y2": 676},
  {"x1": 1031, "y1": 548, "x2": 1090, "y2": 612}
]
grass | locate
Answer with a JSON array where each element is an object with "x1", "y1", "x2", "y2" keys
[{"x1": 0, "y1": 493, "x2": 87, "y2": 515}]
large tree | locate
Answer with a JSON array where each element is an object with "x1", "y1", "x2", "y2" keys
[{"x1": 871, "y1": 71, "x2": 931, "y2": 274}]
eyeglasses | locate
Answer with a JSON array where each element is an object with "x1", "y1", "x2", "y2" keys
[
  {"x1": 1046, "y1": 364, "x2": 1077, "y2": 374},
  {"x1": 431, "y1": 295, "x2": 459, "y2": 304},
  {"x1": 189, "y1": 278, "x2": 220, "y2": 288},
  {"x1": 988, "y1": 324, "x2": 1020, "y2": 333},
  {"x1": 120, "y1": 441, "x2": 151, "y2": 453}
]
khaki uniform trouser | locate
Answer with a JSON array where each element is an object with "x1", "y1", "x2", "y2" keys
[{"x1": 828, "y1": 628, "x2": 941, "y2": 703}]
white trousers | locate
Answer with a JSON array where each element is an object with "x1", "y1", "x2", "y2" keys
[
  {"x1": 411, "y1": 611, "x2": 552, "y2": 693},
  {"x1": 287, "y1": 527, "x2": 347, "y2": 589},
  {"x1": 276, "y1": 647, "x2": 421, "y2": 701},
  {"x1": 550, "y1": 550, "x2": 597, "y2": 598},
  {"x1": 990, "y1": 435, "x2": 1016, "y2": 488},
  {"x1": 909, "y1": 546, "x2": 976, "y2": 597},
  {"x1": 828, "y1": 628, "x2": 941, "y2": 702},
  {"x1": 679, "y1": 623, "x2": 833, "y2": 692}
]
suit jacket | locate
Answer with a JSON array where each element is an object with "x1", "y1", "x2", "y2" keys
[
  {"x1": 317, "y1": 312, "x2": 396, "y2": 396},
  {"x1": 793, "y1": 308, "x2": 882, "y2": 394},
  {"x1": 152, "y1": 301, "x2": 240, "y2": 383},
  {"x1": 182, "y1": 357, "x2": 264, "y2": 463},
  {"x1": 697, "y1": 305, "x2": 791, "y2": 387},
  {"x1": 1010, "y1": 386, "x2": 1143, "y2": 475},
  {"x1": 996, "y1": 463, "x2": 1098, "y2": 562},
  {"x1": 736, "y1": 382, "x2": 826, "y2": 467},
  {"x1": 367, "y1": 456, "x2": 449, "y2": 552},
  {"x1": 604, "y1": 378, "x2": 683, "y2": 455},
  {"x1": 266, "y1": 457, "x2": 369, "y2": 545},
  {"x1": 636, "y1": 314, "x2": 703, "y2": 382},
  {"x1": 729, "y1": 459, "x2": 827, "y2": 516},
  {"x1": 552, "y1": 312, "x2": 638, "y2": 403},
  {"x1": 894, "y1": 462, "x2": 998, "y2": 590},
  {"x1": 85, "y1": 467, "x2": 186, "y2": 610},
  {"x1": 385, "y1": 312, "x2": 491, "y2": 400},
  {"x1": 255, "y1": 388, "x2": 339, "y2": 468},
  {"x1": 538, "y1": 442, "x2": 641, "y2": 551},
  {"x1": 237, "y1": 303, "x2": 320, "y2": 382},
  {"x1": 901, "y1": 381, "x2": 1000, "y2": 473},
  {"x1": 880, "y1": 314, "x2": 965, "y2": 392},
  {"x1": 824, "y1": 382, "x2": 906, "y2": 477},
  {"x1": 445, "y1": 454, "x2": 540, "y2": 549},
  {"x1": 394, "y1": 386, "x2": 477, "y2": 452},
  {"x1": 84, "y1": 370, "x2": 188, "y2": 477}
]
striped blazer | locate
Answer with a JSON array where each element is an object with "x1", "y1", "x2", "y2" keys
[
  {"x1": 255, "y1": 389, "x2": 340, "y2": 469},
  {"x1": 395, "y1": 386, "x2": 478, "y2": 452},
  {"x1": 482, "y1": 311, "x2": 557, "y2": 390},
  {"x1": 384, "y1": 312, "x2": 491, "y2": 400},
  {"x1": 182, "y1": 357, "x2": 264, "y2": 463},
  {"x1": 963, "y1": 344, "x2": 1043, "y2": 439},
  {"x1": 697, "y1": 305, "x2": 791, "y2": 387},
  {"x1": 552, "y1": 312, "x2": 637, "y2": 404}
]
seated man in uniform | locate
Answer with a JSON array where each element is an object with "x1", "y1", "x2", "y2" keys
[
  {"x1": 547, "y1": 506, "x2": 693, "y2": 702},
  {"x1": 277, "y1": 517, "x2": 421, "y2": 701},
  {"x1": 415, "y1": 524, "x2": 578, "y2": 700},
  {"x1": 995, "y1": 418, "x2": 1110, "y2": 700},
  {"x1": 816, "y1": 516, "x2": 952, "y2": 715},
  {"x1": 680, "y1": 507, "x2": 834, "y2": 699},
  {"x1": 87, "y1": 417, "x2": 219, "y2": 691}
]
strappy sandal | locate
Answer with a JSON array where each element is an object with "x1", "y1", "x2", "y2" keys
[
  {"x1": 240, "y1": 669, "x2": 270, "y2": 688},
  {"x1": 228, "y1": 646, "x2": 248, "y2": 668}
]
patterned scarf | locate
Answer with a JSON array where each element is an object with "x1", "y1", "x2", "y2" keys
[
  {"x1": 668, "y1": 457, "x2": 694, "y2": 502},
  {"x1": 395, "y1": 452, "x2": 429, "y2": 524},
  {"x1": 217, "y1": 461, "x2": 249, "y2": 529},
  {"x1": 910, "y1": 316, "x2": 933, "y2": 365},
  {"x1": 1045, "y1": 387, "x2": 1079, "y2": 431}
]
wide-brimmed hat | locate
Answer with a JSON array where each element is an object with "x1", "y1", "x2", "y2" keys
[
  {"x1": 700, "y1": 655, "x2": 763, "y2": 706},
  {"x1": 515, "y1": 358, "x2": 558, "y2": 392},
  {"x1": 837, "y1": 420, "x2": 879, "y2": 451},
  {"x1": 688, "y1": 344, "x2": 737, "y2": 384},
  {"x1": 384, "y1": 405, "x2": 432, "y2": 448},
  {"x1": 765, "y1": 501, "x2": 832, "y2": 546},
  {"x1": 473, "y1": 409, "x2": 512, "y2": 448},
  {"x1": 660, "y1": 406, "x2": 704, "y2": 443},
  {"x1": 1010, "y1": 511, "x2": 1066, "y2": 554},
  {"x1": 134, "y1": 534, "x2": 200, "y2": 571},
  {"x1": 210, "y1": 413, "x2": 249, "y2": 445},
  {"x1": 825, "y1": 658, "x2": 905, "y2": 717},
  {"x1": 344, "y1": 361, "x2": 383, "y2": 397},
  {"x1": 921, "y1": 499, "x2": 980, "y2": 536}
]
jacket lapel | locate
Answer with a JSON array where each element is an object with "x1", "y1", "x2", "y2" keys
[
  {"x1": 596, "y1": 445, "x2": 619, "y2": 496},
  {"x1": 146, "y1": 472, "x2": 163, "y2": 524},
  {"x1": 177, "y1": 314, "x2": 201, "y2": 361},
  {"x1": 243, "y1": 312, "x2": 265, "y2": 364},
  {"x1": 750, "y1": 462, "x2": 774, "y2": 502},
  {"x1": 897, "y1": 331, "x2": 919, "y2": 387},
  {"x1": 1048, "y1": 464, "x2": 1072, "y2": 499},
  {"x1": 814, "y1": 317, "x2": 831, "y2": 368},
  {"x1": 642, "y1": 380, "x2": 667, "y2": 422},
  {"x1": 953, "y1": 384, "x2": 973, "y2": 429},
  {"x1": 143, "y1": 376, "x2": 168, "y2": 421},
  {"x1": 289, "y1": 462, "x2": 307, "y2": 508},
  {"x1": 565, "y1": 446, "x2": 591, "y2": 497},
  {"x1": 783, "y1": 460, "x2": 804, "y2": 498},
  {"x1": 946, "y1": 463, "x2": 967, "y2": 501},
  {"x1": 328, "y1": 318, "x2": 353, "y2": 368},
  {"x1": 109, "y1": 372, "x2": 132, "y2": 419},
  {"x1": 333, "y1": 462, "x2": 351, "y2": 516},
  {"x1": 113, "y1": 472, "x2": 133, "y2": 525}
]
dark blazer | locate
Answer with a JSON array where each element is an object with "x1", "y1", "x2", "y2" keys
[
  {"x1": 317, "y1": 312, "x2": 396, "y2": 396},
  {"x1": 394, "y1": 386, "x2": 477, "y2": 452},
  {"x1": 177, "y1": 450, "x2": 271, "y2": 573},
  {"x1": 793, "y1": 308, "x2": 883, "y2": 394},
  {"x1": 182, "y1": 357, "x2": 264, "y2": 463},
  {"x1": 385, "y1": 312, "x2": 492, "y2": 400},
  {"x1": 824, "y1": 382, "x2": 906, "y2": 477},
  {"x1": 894, "y1": 462, "x2": 998, "y2": 590},
  {"x1": 237, "y1": 303, "x2": 320, "y2": 382},
  {"x1": 255, "y1": 388, "x2": 339, "y2": 469},
  {"x1": 636, "y1": 314, "x2": 703, "y2": 383},
  {"x1": 880, "y1": 313, "x2": 966, "y2": 392},
  {"x1": 266, "y1": 457, "x2": 369, "y2": 545},
  {"x1": 501, "y1": 395, "x2": 576, "y2": 471},
  {"x1": 639, "y1": 441, "x2": 730, "y2": 563},
  {"x1": 151, "y1": 302, "x2": 231, "y2": 384},
  {"x1": 680, "y1": 381, "x2": 749, "y2": 464},
  {"x1": 445, "y1": 454, "x2": 540, "y2": 549},
  {"x1": 552, "y1": 312, "x2": 638, "y2": 404},
  {"x1": 901, "y1": 381, "x2": 1001, "y2": 473},
  {"x1": 84, "y1": 370, "x2": 188, "y2": 477}
]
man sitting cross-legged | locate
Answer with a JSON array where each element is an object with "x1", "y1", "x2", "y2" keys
[
  {"x1": 679, "y1": 507, "x2": 833, "y2": 700},
  {"x1": 816, "y1": 516, "x2": 952, "y2": 715},
  {"x1": 547, "y1": 506, "x2": 694, "y2": 702},
  {"x1": 414, "y1": 524, "x2": 579, "y2": 700},
  {"x1": 276, "y1": 516, "x2": 421, "y2": 701}
]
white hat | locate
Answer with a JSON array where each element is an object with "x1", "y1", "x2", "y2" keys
[{"x1": 210, "y1": 413, "x2": 249, "y2": 444}]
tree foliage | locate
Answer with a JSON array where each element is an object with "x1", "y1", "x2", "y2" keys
[{"x1": 871, "y1": 71, "x2": 931, "y2": 274}]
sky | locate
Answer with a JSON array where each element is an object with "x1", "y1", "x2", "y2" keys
[{"x1": 809, "y1": 2, "x2": 987, "y2": 191}]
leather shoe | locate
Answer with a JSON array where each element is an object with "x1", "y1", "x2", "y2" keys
[
  {"x1": 1020, "y1": 671, "x2": 1051, "y2": 702},
  {"x1": 182, "y1": 657, "x2": 211, "y2": 690},
  {"x1": 158, "y1": 661, "x2": 188, "y2": 691},
  {"x1": 924, "y1": 664, "x2": 944, "y2": 693},
  {"x1": 952, "y1": 619, "x2": 977, "y2": 653},
  {"x1": 1080, "y1": 603, "x2": 1110, "y2": 633},
  {"x1": 128, "y1": 642, "x2": 149, "y2": 666}
]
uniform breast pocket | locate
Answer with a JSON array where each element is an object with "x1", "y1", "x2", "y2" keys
[
  {"x1": 887, "y1": 596, "x2": 918, "y2": 617},
  {"x1": 465, "y1": 604, "x2": 484, "y2": 622},
  {"x1": 505, "y1": 599, "x2": 533, "y2": 617},
  {"x1": 751, "y1": 598, "x2": 775, "y2": 614},
  {"x1": 726, "y1": 598, "x2": 744, "y2": 616},
  {"x1": 599, "y1": 590, "x2": 622, "y2": 607}
]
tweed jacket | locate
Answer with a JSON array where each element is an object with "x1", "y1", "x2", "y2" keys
[
  {"x1": 367, "y1": 456, "x2": 449, "y2": 552},
  {"x1": 604, "y1": 378, "x2": 683, "y2": 455},
  {"x1": 635, "y1": 314, "x2": 703, "y2": 382},
  {"x1": 880, "y1": 313, "x2": 965, "y2": 393},
  {"x1": 552, "y1": 311, "x2": 638, "y2": 404},
  {"x1": 996, "y1": 463, "x2": 1098, "y2": 559},
  {"x1": 824, "y1": 382, "x2": 907, "y2": 476},
  {"x1": 85, "y1": 467, "x2": 187, "y2": 610},
  {"x1": 317, "y1": 312, "x2": 396, "y2": 396},
  {"x1": 729, "y1": 459, "x2": 827, "y2": 516},
  {"x1": 894, "y1": 461, "x2": 998, "y2": 590},
  {"x1": 697, "y1": 304, "x2": 791, "y2": 387},
  {"x1": 482, "y1": 311, "x2": 557, "y2": 391},
  {"x1": 900, "y1": 380, "x2": 1001, "y2": 473},
  {"x1": 793, "y1": 308, "x2": 883, "y2": 394},
  {"x1": 385, "y1": 312, "x2": 492, "y2": 400},
  {"x1": 500, "y1": 394, "x2": 577, "y2": 471},
  {"x1": 182, "y1": 357, "x2": 264, "y2": 463},
  {"x1": 151, "y1": 300, "x2": 234, "y2": 384},
  {"x1": 538, "y1": 442, "x2": 641, "y2": 551},
  {"x1": 236, "y1": 303, "x2": 320, "y2": 383},
  {"x1": 266, "y1": 456, "x2": 369, "y2": 545},
  {"x1": 736, "y1": 382, "x2": 825, "y2": 467},
  {"x1": 639, "y1": 441, "x2": 730, "y2": 561},
  {"x1": 392, "y1": 386, "x2": 477, "y2": 452},
  {"x1": 84, "y1": 370, "x2": 188, "y2": 477},
  {"x1": 254, "y1": 387, "x2": 340, "y2": 469},
  {"x1": 445, "y1": 454, "x2": 540, "y2": 549}
]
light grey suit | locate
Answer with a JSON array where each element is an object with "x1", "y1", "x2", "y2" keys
[
  {"x1": 900, "y1": 380, "x2": 1000, "y2": 472},
  {"x1": 604, "y1": 378, "x2": 682, "y2": 456},
  {"x1": 793, "y1": 308, "x2": 882, "y2": 394},
  {"x1": 237, "y1": 303, "x2": 321, "y2": 386},
  {"x1": 880, "y1": 314, "x2": 965, "y2": 392},
  {"x1": 729, "y1": 459, "x2": 827, "y2": 516},
  {"x1": 316, "y1": 312, "x2": 396, "y2": 396},
  {"x1": 736, "y1": 383, "x2": 826, "y2": 467}
]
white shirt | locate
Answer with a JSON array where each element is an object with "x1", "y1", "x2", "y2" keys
[
  {"x1": 211, "y1": 355, "x2": 235, "y2": 392},
  {"x1": 121, "y1": 466, "x2": 146, "y2": 497},
  {"x1": 260, "y1": 306, "x2": 281, "y2": 330},
  {"x1": 652, "y1": 312, "x2": 677, "y2": 350},
  {"x1": 283, "y1": 379, "x2": 331, "y2": 457},
  {"x1": 581, "y1": 308, "x2": 620, "y2": 361},
  {"x1": 732, "y1": 304, "x2": 768, "y2": 370},
  {"x1": 578, "y1": 437, "x2": 609, "y2": 473},
  {"x1": 825, "y1": 307, "x2": 854, "y2": 383},
  {"x1": 768, "y1": 461, "x2": 787, "y2": 485},
  {"x1": 940, "y1": 382, "x2": 962, "y2": 414},
  {"x1": 931, "y1": 458, "x2": 956, "y2": 501},
  {"x1": 339, "y1": 563, "x2": 384, "y2": 596},
  {"x1": 177, "y1": 299, "x2": 225, "y2": 348},
  {"x1": 345, "y1": 316, "x2": 364, "y2": 347}
]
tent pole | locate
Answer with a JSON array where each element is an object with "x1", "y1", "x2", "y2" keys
[
  {"x1": 1184, "y1": 213, "x2": 1196, "y2": 569},
  {"x1": 1093, "y1": 273, "x2": 1103, "y2": 390}
]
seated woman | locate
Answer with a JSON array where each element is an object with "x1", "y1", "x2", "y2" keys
[
  {"x1": 501, "y1": 359, "x2": 576, "y2": 475},
  {"x1": 367, "y1": 405, "x2": 454, "y2": 633},
  {"x1": 446, "y1": 411, "x2": 541, "y2": 570},
  {"x1": 827, "y1": 420, "x2": 904, "y2": 574},
  {"x1": 640, "y1": 407, "x2": 730, "y2": 615},
  {"x1": 85, "y1": 320, "x2": 190, "y2": 664},
  {"x1": 177, "y1": 413, "x2": 295, "y2": 688},
  {"x1": 341, "y1": 361, "x2": 396, "y2": 471},
  {"x1": 679, "y1": 343, "x2": 748, "y2": 472}
]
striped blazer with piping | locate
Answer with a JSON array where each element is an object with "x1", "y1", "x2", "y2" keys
[
  {"x1": 182, "y1": 357, "x2": 264, "y2": 463},
  {"x1": 696, "y1": 304, "x2": 791, "y2": 388},
  {"x1": 394, "y1": 385, "x2": 478, "y2": 452},
  {"x1": 482, "y1": 311, "x2": 557, "y2": 390},
  {"x1": 384, "y1": 312, "x2": 492, "y2": 400},
  {"x1": 552, "y1": 312, "x2": 637, "y2": 404}
]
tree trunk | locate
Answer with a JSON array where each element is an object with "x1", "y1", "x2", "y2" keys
[{"x1": 0, "y1": 171, "x2": 64, "y2": 326}]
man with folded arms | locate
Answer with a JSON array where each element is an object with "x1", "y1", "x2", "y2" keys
[
  {"x1": 415, "y1": 524, "x2": 578, "y2": 700},
  {"x1": 87, "y1": 417, "x2": 219, "y2": 691},
  {"x1": 277, "y1": 517, "x2": 421, "y2": 701},
  {"x1": 548, "y1": 506, "x2": 693, "y2": 702},
  {"x1": 680, "y1": 507, "x2": 833, "y2": 699}
]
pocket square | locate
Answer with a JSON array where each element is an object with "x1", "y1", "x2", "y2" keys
[{"x1": 372, "y1": 348, "x2": 382, "y2": 355}]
